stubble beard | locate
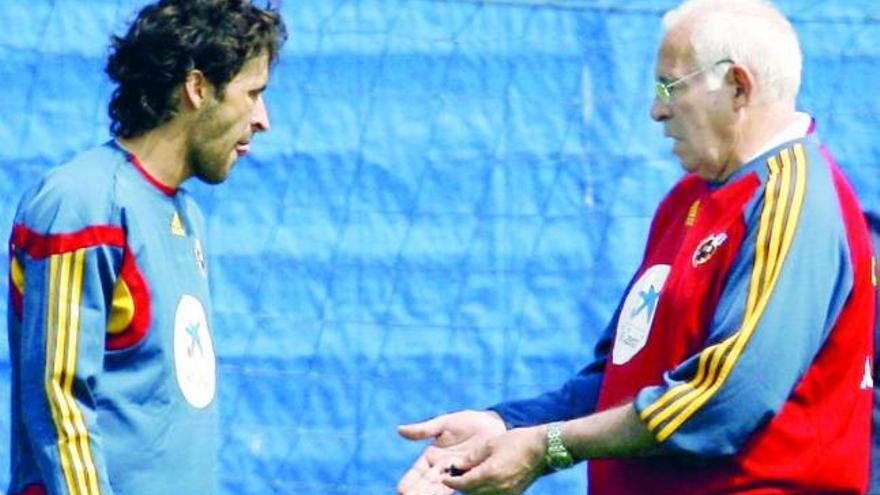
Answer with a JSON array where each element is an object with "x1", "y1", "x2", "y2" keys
[
  {"x1": 187, "y1": 142, "x2": 232, "y2": 185},
  {"x1": 187, "y1": 101, "x2": 234, "y2": 185}
]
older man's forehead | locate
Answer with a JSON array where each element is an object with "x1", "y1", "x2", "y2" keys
[{"x1": 655, "y1": 33, "x2": 694, "y2": 79}]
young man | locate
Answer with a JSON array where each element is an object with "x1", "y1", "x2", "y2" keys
[
  {"x1": 397, "y1": 0, "x2": 875, "y2": 494},
  {"x1": 6, "y1": 1, "x2": 285, "y2": 494}
]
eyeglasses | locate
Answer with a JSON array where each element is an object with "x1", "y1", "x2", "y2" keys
[{"x1": 655, "y1": 59, "x2": 734, "y2": 104}]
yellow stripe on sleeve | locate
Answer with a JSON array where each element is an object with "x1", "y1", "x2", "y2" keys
[
  {"x1": 44, "y1": 250, "x2": 101, "y2": 495},
  {"x1": 65, "y1": 249, "x2": 101, "y2": 494},
  {"x1": 44, "y1": 253, "x2": 78, "y2": 494},
  {"x1": 755, "y1": 157, "x2": 783, "y2": 310}
]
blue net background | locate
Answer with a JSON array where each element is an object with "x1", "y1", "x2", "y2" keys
[{"x1": 0, "y1": 1, "x2": 878, "y2": 493}]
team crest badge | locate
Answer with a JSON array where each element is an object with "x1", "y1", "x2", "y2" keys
[{"x1": 692, "y1": 233, "x2": 728, "y2": 267}]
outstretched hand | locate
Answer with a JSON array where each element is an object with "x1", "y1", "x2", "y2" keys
[
  {"x1": 397, "y1": 410, "x2": 507, "y2": 495},
  {"x1": 441, "y1": 425, "x2": 547, "y2": 495}
]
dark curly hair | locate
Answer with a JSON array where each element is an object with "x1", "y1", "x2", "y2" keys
[{"x1": 106, "y1": 0, "x2": 287, "y2": 138}]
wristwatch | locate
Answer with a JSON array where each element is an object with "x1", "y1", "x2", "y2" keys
[{"x1": 544, "y1": 421, "x2": 574, "y2": 471}]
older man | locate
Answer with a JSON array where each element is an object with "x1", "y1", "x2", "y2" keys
[{"x1": 397, "y1": 0, "x2": 875, "y2": 494}]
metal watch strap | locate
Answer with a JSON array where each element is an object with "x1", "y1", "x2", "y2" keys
[{"x1": 544, "y1": 421, "x2": 574, "y2": 471}]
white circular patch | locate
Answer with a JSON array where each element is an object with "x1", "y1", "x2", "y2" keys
[
  {"x1": 612, "y1": 265, "x2": 671, "y2": 365},
  {"x1": 173, "y1": 294, "x2": 216, "y2": 408}
]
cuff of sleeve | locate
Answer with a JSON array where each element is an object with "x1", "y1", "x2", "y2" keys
[
  {"x1": 634, "y1": 385, "x2": 740, "y2": 457},
  {"x1": 486, "y1": 406, "x2": 516, "y2": 430},
  {"x1": 633, "y1": 387, "x2": 661, "y2": 440}
]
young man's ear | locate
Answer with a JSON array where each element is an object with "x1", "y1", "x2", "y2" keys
[
  {"x1": 181, "y1": 70, "x2": 215, "y2": 110},
  {"x1": 728, "y1": 64, "x2": 754, "y2": 111}
]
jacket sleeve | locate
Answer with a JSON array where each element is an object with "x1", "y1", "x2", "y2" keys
[{"x1": 12, "y1": 215, "x2": 124, "y2": 494}]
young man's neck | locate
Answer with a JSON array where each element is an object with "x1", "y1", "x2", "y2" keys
[{"x1": 117, "y1": 121, "x2": 191, "y2": 189}]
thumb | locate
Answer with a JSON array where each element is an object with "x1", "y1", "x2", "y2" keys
[
  {"x1": 454, "y1": 442, "x2": 491, "y2": 472},
  {"x1": 398, "y1": 415, "x2": 446, "y2": 441},
  {"x1": 442, "y1": 445, "x2": 491, "y2": 491}
]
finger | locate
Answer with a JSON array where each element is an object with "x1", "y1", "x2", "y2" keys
[
  {"x1": 442, "y1": 462, "x2": 488, "y2": 493},
  {"x1": 403, "y1": 476, "x2": 452, "y2": 495},
  {"x1": 441, "y1": 446, "x2": 492, "y2": 492},
  {"x1": 420, "y1": 478, "x2": 455, "y2": 495},
  {"x1": 397, "y1": 454, "x2": 430, "y2": 493},
  {"x1": 431, "y1": 484, "x2": 455, "y2": 495},
  {"x1": 456, "y1": 442, "x2": 491, "y2": 471},
  {"x1": 398, "y1": 415, "x2": 447, "y2": 441},
  {"x1": 424, "y1": 444, "x2": 458, "y2": 467},
  {"x1": 400, "y1": 464, "x2": 455, "y2": 495}
]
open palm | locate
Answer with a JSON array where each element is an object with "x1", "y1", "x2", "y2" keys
[{"x1": 397, "y1": 410, "x2": 507, "y2": 495}]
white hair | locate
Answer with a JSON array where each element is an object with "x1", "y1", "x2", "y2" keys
[{"x1": 662, "y1": 0, "x2": 802, "y2": 104}]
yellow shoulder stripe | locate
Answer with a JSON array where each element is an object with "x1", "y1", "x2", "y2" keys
[
  {"x1": 11, "y1": 255, "x2": 24, "y2": 293},
  {"x1": 639, "y1": 144, "x2": 807, "y2": 442},
  {"x1": 44, "y1": 250, "x2": 102, "y2": 495},
  {"x1": 108, "y1": 278, "x2": 135, "y2": 335}
]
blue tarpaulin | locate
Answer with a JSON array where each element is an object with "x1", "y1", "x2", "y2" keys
[{"x1": 1, "y1": 1, "x2": 877, "y2": 493}]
